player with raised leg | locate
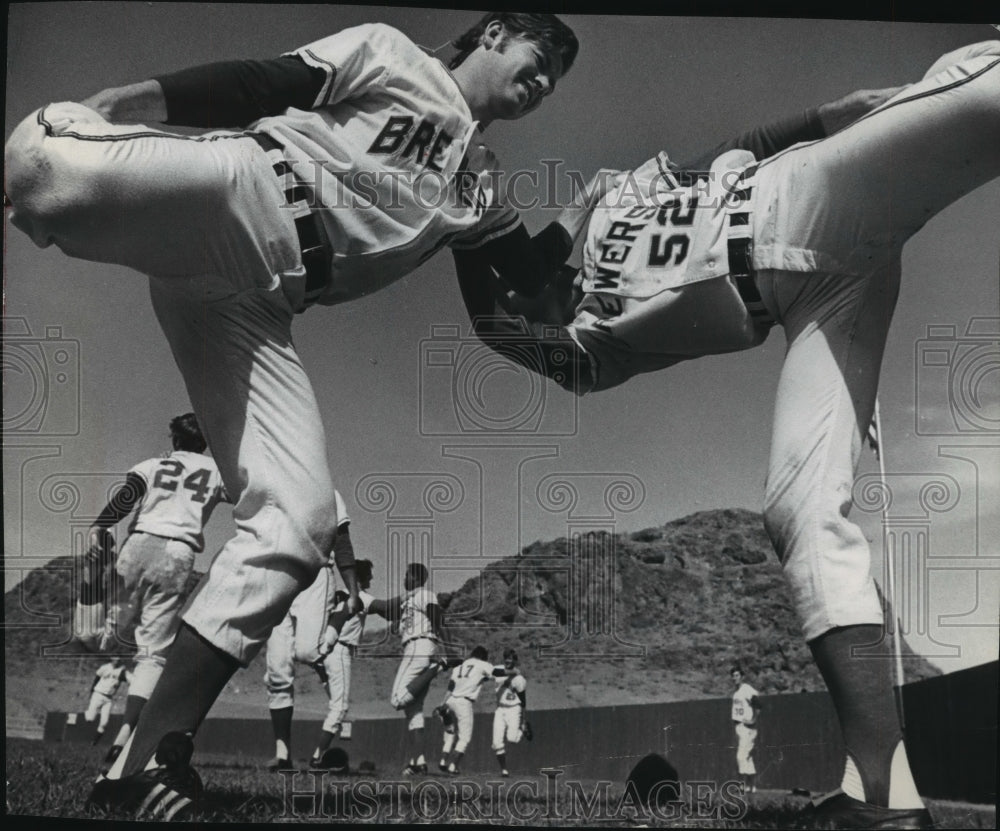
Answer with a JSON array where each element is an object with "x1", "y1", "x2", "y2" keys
[{"x1": 457, "y1": 40, "x2": 1000, "y2": 830}]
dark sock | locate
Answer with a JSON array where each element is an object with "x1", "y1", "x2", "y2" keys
[
  {"x1": 120, "y1": 623, "x2": 240, "y2": 777},
  {"x1": 270, "y1": 706, "x2": 294, "y2": 758},
  {"x1": 497, "y1": 752, "x2": 507, "y2": 769},
  {"x1": 809, "y1": 625, "x2": 902, "y2": 806},
  {"x1": 314, "y1": 729, "x2": 335, "y2": 757}
]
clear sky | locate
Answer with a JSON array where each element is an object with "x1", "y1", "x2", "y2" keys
[{"x1": 4, "y1": 4, "x2": 998, "y2": 675}]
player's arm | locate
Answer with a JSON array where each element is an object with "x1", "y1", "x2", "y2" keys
[
  {"x1": 459, "y1": 169, "x2": 619, "y2": 299},
  {"x1": 368, "y1": 595, "x2": 402, "y2": 625},
  {"x1": 80, "y1": 55, "x2": 326, "y2": 128},
  {"x1": 454, "y1": 249, "x2": 594, "y2": 393},
  {"x1": 329, "y1": 521, "x2": 361, "y2": 615},
  {"x1": 86, "y1": 472, "x2": 146, "y2": 555},
  {"x1": 679, "y1": 85, "x2": 908, "y2": 170}
]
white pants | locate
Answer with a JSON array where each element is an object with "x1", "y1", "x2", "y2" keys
[
  {"x1": 390, "y1": 638, "x2": 439, "y2": 730},
  {"x1": 85, "y1": 691, "x2": 114, "y2": 732},
  {"x1": 735, "y1": 723, "x2": 757, "y2": 775},
  {"x1": 5, "y1": 104, "x2": 339, "y2": 664},
  {"x1": 492, "y1": 705, "x2": 523, "y2": 752},
  {"x1": 441, "y1": 696, "x2": 475, "y2": 754},
  {"x1": 751, "y1": 44, "x2": 1000, "y2": 640},
  {"x1": 98, "y1": 533, "x2": 194, "y2": 699}
]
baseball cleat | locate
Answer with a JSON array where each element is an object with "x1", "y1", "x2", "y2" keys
[
  {"x1": 86, "y1": 731, "x2": 202, "y2": 821},
  {"x1": 500, "y1": 768, "x2": 510, "y2": 777},
  {"x1": 416, "y1": 762, "x2": 428, "y2": 774},
  {"x1": 265, "y1": 756, "x2": 296, "y2": 772},
  {"x1": 447, "y1": 765, "x2": 460, "y2": 776},
  {"x1": 438, "y1": 760, "x2": 449, "y2": 772},
  {"x1": 402, "y1": 763, "x2": 420, "y2": 776},
  {"x1": 799, "y1": 790, "x2": 934, "y2": 829}
]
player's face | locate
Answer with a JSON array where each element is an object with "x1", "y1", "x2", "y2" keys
[
  {"x1": 732, "y1": 671, "x2": 742, "y2": 687},
  {"x1": 486, "y1": 34, "x2": 563, "y2": 120}
]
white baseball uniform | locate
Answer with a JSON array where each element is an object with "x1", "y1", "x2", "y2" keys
[
  {"x1": 87, "y1": 452, "x2": 226, "y2": 699},
  {"x1": 265, "y1": 491, "x2": 356, "y2": 726},
  {"x1": 389, "y1": 585, "x2": 440, "y2": 729},
  {"x1": 85, "y1": 662, "x2": 131, "y2": 732},
  {"x1": 441, "y1": 657, "x2": 495, "y2": 755},
  {"x1": 492, "y1": 672, "x2": 527, "y2": 752},
  {"x1": 5, "y1": 22, "x2": 521, "y2": 666},
  {"x1": 491, "y1": 43, "x2": 1000, "y2": 644},
  {"x1": 732, "y1": 682, "x2": 760, "y2": 775}
]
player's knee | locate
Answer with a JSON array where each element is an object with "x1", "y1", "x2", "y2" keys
[{"x1": 281, "y1": 488, "x2": 340, "y2": 560}]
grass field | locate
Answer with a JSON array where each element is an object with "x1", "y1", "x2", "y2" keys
[{"x1": 5, "y1": 738, "x2": 997, "y2": 827}]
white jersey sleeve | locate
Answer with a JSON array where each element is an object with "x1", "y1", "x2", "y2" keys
[
  {"x1": 286, "y1": 23, "x2": 393, "y2": 109},
  {"x1": 127, "y1": 451, "x2": 226, "y2": 552},
  {"x1": 333, "y1": 489, "x2": 350, "y2": 529}
]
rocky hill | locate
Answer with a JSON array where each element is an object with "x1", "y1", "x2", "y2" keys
[{"x1": 4, "y1": 508, "x2": 939, "y2": 725}]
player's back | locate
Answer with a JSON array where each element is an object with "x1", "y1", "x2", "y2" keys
[
  {"x1": 128, "y1": 451, "x2": 227, "y2": 552},
  {"x1": 450, "y1": 657, "x2": 494, "y2": 700}
]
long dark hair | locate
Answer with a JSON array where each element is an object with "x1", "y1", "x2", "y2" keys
[{"x1": 449, "y1": 12, "x2": 578, "y2": 72}]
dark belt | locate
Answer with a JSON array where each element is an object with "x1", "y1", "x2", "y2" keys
[
  {"x1": 250, "y1": 133, "x2": 331, "y2": 306},
  {"x1": 725, "y1": 164, "x2": 773, "y2": 325}
]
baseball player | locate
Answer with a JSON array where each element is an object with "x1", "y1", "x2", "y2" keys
[
  {"x1": 492, "y1": 648, "x2": 528, "y2": 777},
  {"x1": 435, "y1": 645, "x2": 506, "y2": 775},
  {"x1": 263, "y1": 490, "x2": 364, "y2": 770},
  {"x1": 74, "y1": 413, "x2": 228, "y2": 766},
  {"x1": 730, "y1": 666, "x2": 762, "y2": 794},
  {"x1": 458, "y1": 42, "x2": 1000, "y2": 829},
  {"x1": 6, "y1": 12, "x2": 581, "y2": 813},
  {"x1": 84, "y1": 657, "x2": 132, "y2": 746},
  {"x1": 369, "y1": 562, "x2": 455, "y2": 775}
]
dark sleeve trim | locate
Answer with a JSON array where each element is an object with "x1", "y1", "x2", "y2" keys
[{"x1": 155, "y1": 55, "x2": 327, "y2": 128}]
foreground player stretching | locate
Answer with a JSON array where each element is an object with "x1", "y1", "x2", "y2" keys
[
  {"x1": 5, "y1": 11, "x2": 579, "y2": 818},
  {"x1": 458, "y1": 42, "x2": 1000, "y2": 829}
]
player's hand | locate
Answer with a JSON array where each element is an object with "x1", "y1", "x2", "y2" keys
[
  {"x1": 344, "y1": 591, "x2": 362, "y2": 617},
  {"x1": 816, "y1": 85, "x2": 909, "y2": 135}
]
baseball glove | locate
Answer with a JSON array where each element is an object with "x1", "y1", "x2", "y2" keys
[
  {"x1": 84, "y1": 528, "x2": 116, "y2": 570},
  {"x1": 522, "y1": 720, "x2": 534, "y2": 742},
  {"x1": 310, "y1": 657, "x2": 330, "y2": 686}
]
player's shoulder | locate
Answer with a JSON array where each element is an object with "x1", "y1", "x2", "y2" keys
[{"x1": 512, "y1": 674, "x2": 527, "y2": 690}]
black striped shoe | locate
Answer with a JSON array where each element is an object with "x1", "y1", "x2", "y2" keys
[{"x1": 86, "y1": 732, "x2": 203, "y2": 821}]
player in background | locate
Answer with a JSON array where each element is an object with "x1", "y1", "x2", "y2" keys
[
  {"x1": 730, "y1": 665, "x2": 762, "y2": 794},
  {"x1": 263, "y1": 491, "x2": 367, "y2": 770},
  {"x1": 456, "y1": 41, "x2": 1000, "y2": 829},
  {"x1": 5, "y1": 13, "x2": 583, "y2": 813},
  {"x1": 74, "y1": 413, "x2": 228, "y2": 766},
  {"x1": 491, "y1": 648, "x2": 528, "y2": 777},
  {"x1": 435, "y1": 645, "x2": 508, "y2": 775},
  {"x1": 369, "y1": 562, "x2": 456, "y2": 775},
  {"x1": 83, "y1": 657, "x2": 132, "y2": 746}
]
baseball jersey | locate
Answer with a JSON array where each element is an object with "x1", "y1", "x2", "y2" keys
[
  {"x1": 126, "y1": 451, "x2": 228, "y2": 551},
  {"x1": 92, "y1": 663, "x2": 130, "y2": 697},
  {"x1": 566, "y1": 149, "x2": 769, "y2": 393},
  {"x1": 732, "y1": 683, "x2": 760, "y2": 725},
  {"x1": 335, "y1": 589, "x2": 375, "y2": 646},
  {"x1": 449, "y1": 657, "x2": 496, "y2": 701},
  {"x1": 253, "y1": 23, "x2": 518, "y2": 305},
  {"x1": 399, "y1": 585, "x2": 439, "y2": 644},
  {"x1": 495, "y1": 672, "x2": 527, "y2": 707}
]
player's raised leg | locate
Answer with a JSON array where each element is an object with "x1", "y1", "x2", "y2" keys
[
  {"x1": 105, "y1": 282, "x2": 339, "y2": 781},
  {"x1": 759, "y1": 260, "x2": 929, "y2": 824}
]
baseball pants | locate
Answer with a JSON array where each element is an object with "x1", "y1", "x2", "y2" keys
[
  {"x1": 441, "y1": 696, "x2": 475, "y2": 754},
  {"x1": 750, "y1": 43, "x2": 1000, "y2": 640},
  {"x1": 734, "y1": 723, "x2": 757, "y2": 776},
  {"x1": 101, "y1": 533, "x2": 196, "y2": 699},
  {"x1": 390, "y1": 638, "x2": 439, "y2": 729},
  {"x1": 492, "y1": 705, "x2": 524, "y2": 752},
  {"x1": 5, "y1": 104, "x2": 339, "y2": 664},
  {"x1": 85, "y1": 691, "x2": 114, "y2": 732}
]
